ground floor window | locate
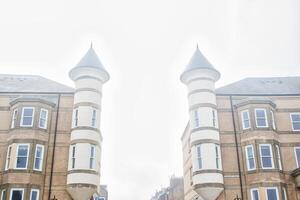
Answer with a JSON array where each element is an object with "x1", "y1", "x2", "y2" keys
[
  {"x1": 250, "y1": 188, "x2": 260, "y2": 200},
  {"x1": 266, "y1": 187, "x2": 279, "y2": 200},
  {"x1": 10, "y1": 188, "x2": 24, "y2": 200},
  {"x1": 30, "y1": 189, "x2": 39, "y2": 200}
]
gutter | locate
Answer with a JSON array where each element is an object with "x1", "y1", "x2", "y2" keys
[
  {"x1": 48, "y1": 94, "x2": 61, "y2": 200},
  {"x1": 229, "y1": 95, "x2": 244, "y2": 200}
]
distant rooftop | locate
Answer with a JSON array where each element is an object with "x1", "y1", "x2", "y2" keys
[
  {"x1": 0, "y1": 74, "x2": 74, "y2": 93},
  {"x1": 216, "y1": 77, "x2": 300, "y2": 95}
]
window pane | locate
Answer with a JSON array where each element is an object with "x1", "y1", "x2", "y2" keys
[
  {"x1": 18, "y1": 146, "x2": 28, "y2": 156},
  {"x1": 296, "y1": 149, "x2": 300, "y2": 167},
  {"x1": 261, "y1": 146, "x2": 271, "y2": 156},
  {"x1": 292, "y1": 114, "x2": 300, "y2": 121},
  {"x1": 251, "y1": 190, "x2": 259, "y2": 200},
  {"x1": 11, "y1": 190, "x2": 23, "y2": 200},
  {"x1": 31, "y1": 191, "x2": 38, "y2": 200},
  {"x1": 243, "y1": 111, "x2": 249, "y2": 120},
  {"x1": 262, "y1": 157, "x2": 272, "y2": 168},
  {"x1": 256, "y1": 110, "x2": 265, "y2": 118},
  {"x1": 16, "y1": 157, "x2": 27, "y2": 168},
  {"x1": 24, "y1": 108, "x2": 33, "y2": 116},
  {"x1": 244, "y1": 120, "x2": 250, "y2": 128},
  {"x1": 36, "y1": 147, "x2": 42, "y2": 157},
  {"x1": 247, "y1": 147, "x2": 253, "y2": 157},
  {"x1": 293, "y1": 122, "x2": 300, "y2": 130},
  {"x1": 35, "y1": 159, "x2": 41, "y2": 170},
  {"x1": 267, "y1": 189, "x2": 278, "y2": 200},
  {"x1": 249, "y1": 158, "x2": 255, "y2": 169},
  {"x1": 257, "y1": 119, "x2": 266, "y2": 127},
  {"x1": 22, "y1": 117, "x2": 33, "y2": 126}
]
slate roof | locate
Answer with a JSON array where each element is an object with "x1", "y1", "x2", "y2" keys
[
  {"x1": 216, "y1": 77, "x2": 300, "y2": 95},
  {"x1": 182, "y1": 47, "x2": 215, "y2": 73},
  {"x1": 0, "y1": 74, "x2": 74, "y2": 93}
]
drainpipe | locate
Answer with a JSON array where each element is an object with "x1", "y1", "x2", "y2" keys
[
  {"x1": 230, "y1": 95, "x2": 244, "y2": 200},
  {"x1": 48, "y1": 94, "x2": 61, "y2": 200}
]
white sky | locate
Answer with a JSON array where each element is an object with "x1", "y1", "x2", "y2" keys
[{"x1": 0, "y1": 0, "x2": 300, "y2": 199}]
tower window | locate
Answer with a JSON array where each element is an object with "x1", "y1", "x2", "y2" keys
[
  {"x1": 16, "y1": 144, "x2": 30, "y2": 169},
  {"x1": 241, "y1": 110, "x2": 251, "y2": 130},
  {"x1": 20, "y1": 107, "x2": 34, "y2": 127},
  {"x1": 255, "y1": 109, "x2": 268, "y2": 128},
  {"x1": 71, "y1": 145, "x2": 76, "y2": 169},
  {"x1": 90, "y1": 145, "x2": 96, "y2": 169},
  {"x1": 92, "y1": 109, "x2": 97, "y2": 127},
  {"x1": 73, "y1": 109, "x2": 79, "y2": 127},
  {"x1": 39, "y1": 109, "x2": 48, "y2": 129},
  {"x1": 259, "y1": 144, "x2": 274, "y2": 169},
  {"x1": 212, "y1": 109, "x2": 218, "y2": 128},
  {"x1": 196, "y1": 145, "x2": 202, "y2": 169},
  {"x1": 11, "y1": 109, "x2": 18, "y2": 128},
  {"x1": 245, "y1": 145, "x2": 256, "y2": 170},
  {"x1": 215, "y1": 144, "x2": 221, "y2": 169},
  {"x1": 194, "y1": 110, "x2": 200, "y2": 128}
]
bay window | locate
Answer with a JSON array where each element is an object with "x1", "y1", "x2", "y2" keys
[
  {"x1": 11, "y1": 109, "x2": 18, "y2": 128},
  {"x1": 250, "y1": 188, "x2": 260, "y2": 200},
  {"x1": 266, "y1": 187, "x2": 279, "y2": 200},
  {"x1": 20, "y1": 107, "x2": 34, "y2": 127},
  {"x1": 10, "y1": 188, "x2": 24, "y2": 200},
  {"x1": 255, "y1": 109, "x2": 268, "y2": 128},
  {"x1": 34, "y1": 145, "x2": 44, "y2": 171},
  {"x1": 241, "y1": 110, "x2": 251, "y2": 130},
  {"x1": 291, "y1": 113, "x2": 300, "y2": 131},
  {"x1": 30, "y1": 189, "x2": 39, "y2": 200},
  {"x1": 39, "y1": 109, "x2": 48, "y2": 129},
  {"x1": 245, "y1": 145, "x2": 256, "y2": 170},
  {"x1": 259, "y1": 144, "x2": 274, "y2": 169},
  {"x1": 16, "y1": 144, "x2": 29, "y2": 169}
]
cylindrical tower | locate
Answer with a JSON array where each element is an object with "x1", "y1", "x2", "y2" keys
[
  {"x1": 67, "y1": 46, "x2": 109, "y2": 200},
  {"x1": 180, "y1": 46, "x2": 224, "y2": 200}
]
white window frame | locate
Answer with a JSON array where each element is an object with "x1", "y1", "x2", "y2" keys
[
  {"x1": 255, "y1": 108, "x2": 268, "y2": 128},
  {"x1": 15, "y1": 144, "x2": 30, "y2": 169},
  {"x1": 194, "y1": 109, "x2": 200, "y2": 128},
  {"x1": 38, "y1": 108, "x2": 48, "y2": 129},
  {"x1": 294, "y1": 147, "x2": 300, "y2": 168},
  {"x1": 196, "y1": 144, "x2": 202, "y2": 170},
  {"x1": 275, "y1": 145, "x2": 282, "y2": 170},
  {"x1": 11, "y1": 109, "x2": 18, "y2": 128},
  {"x1": 5, "y1": 145, "x2": 12, "y2": 170},
  {"x1": 33, "y1": 144, "x2": 44, "y2": 171},
  {"x1": 90, "y1": 144, "x2": 96, "y2": 169},
  {"x1": 10, "y1": 188, "x2": 24, "y2": 200},
  {"x1": 1, "y1": 189, "x2": 6, "y2": 200},
  {"x1": 30, "y1": 189, "x2": 39, "y2": 200},
  {"x1": 265, "y1": 187, "x2": 279, "y2": 200},
  {"x1": 20, "y1": 107, "x2": 35, "y2": 127},
  {"x1": 290, "y1": 113, "x2": 300, "y2": 131},
  {"x1": 259, "y1": 144, "x2": 274, "y2": 169},
  {"x1": 250, "y1": 188, "x2": 260, "y2": 200},
  {"x1": 245, "y1": 145, "x2": 256, "y2": 171},
  {"x1": 241, "y1": 110, "x2": 251, "y2": 130},
  {"x1": 270, "y1": 110, "x2": 276, "y2": 130},
  {"x1": 91, "y1": 109, "x2": 97, "y2": 127}
]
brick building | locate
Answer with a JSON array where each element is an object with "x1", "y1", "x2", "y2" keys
[
  {"x1": 0, "y1": 46, "x2": 109, "y2": 200},
  {"x1": 151, "y1": 177, "x2": 184, "y2": 200},
  {"x1": 180, "y1": 47, "x2": 300, "y2": 200}
]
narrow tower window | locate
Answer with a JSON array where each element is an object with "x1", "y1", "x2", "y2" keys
[
  {"x1": 91, "y1": 109, "x2": 97, "y2": 127},
  {"x1": 241, "y1": 110, "x2": 251, "y2": 130},
  {"x1": 90, "y1": 145, "x2": 96, "y2": 169},
  {"x1": 212, "y1": 109, "x2": 217, "y2": 128},
  {"x1": 39, "y1": 109, "x2": 48, "y2": 129},
  {"x1": 245, "y1": 145, "x2": 256, "y2": 170},
  {"x1": 194, "y1": 110, "x2": 199, "y2": 128},
  {"x1": 215, "y1": 144, "x2": 221, "y2": 169},
  {"x1": 11, "y1": 109, "x2": 18, "y2": 128},
  {"x1": 196, "y1": 145, "x2": 202, "y2": 169},
  {"x1": 71, "y1": 145, "x2": 76, "y2": 169},
  {"x1": 73, "y1": 109, "x2": 79, "y2": 127}
]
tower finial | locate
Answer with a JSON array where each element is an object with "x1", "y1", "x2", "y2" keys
[
  {"x1": 196, "y1": 43, "x2": 199, "y2": 50},
  {"x1": 90, "y1": 42, "x2": 93, "y2": 49}
]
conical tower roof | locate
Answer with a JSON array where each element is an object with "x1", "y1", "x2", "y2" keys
[
  {"x1": 184, "y1": 46, "x2": 214, "y2": 72},
  {"x1": 75, "y1": 45, "x2": 107, "y2": 72}
]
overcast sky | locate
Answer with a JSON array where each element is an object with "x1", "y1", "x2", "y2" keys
[{"x1": 0, "y1": 0, "x2": 300, "y2": 199}]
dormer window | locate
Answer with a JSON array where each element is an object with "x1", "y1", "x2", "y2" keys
[
  {"x1": 20, "y1": 107, "x2": 34, "y2": 127},
  {"x1": 255, "y1": 109, "x2": 268, "y2": 128}
]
